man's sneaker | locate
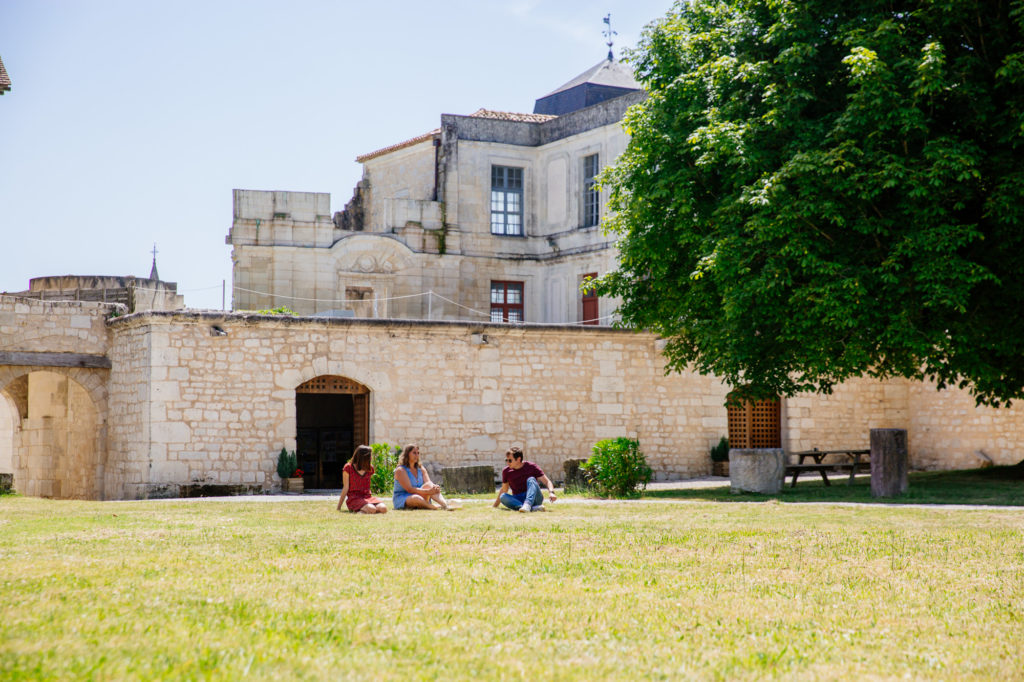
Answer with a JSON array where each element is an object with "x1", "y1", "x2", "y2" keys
[
  {"x1": 533, "y1": 505, "x2": 546, "y2": 512},
  {"x1": 519, "y1": 502, "x2": 532, "y2": 513}
]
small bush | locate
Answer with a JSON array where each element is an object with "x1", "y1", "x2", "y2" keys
[
  {"x1": 276, "y1": 448, "x2": 297, "y2": 479},
  {"x1": 369, "y1": 443, "x2": 401, "y2": 495},
  {"x1": 582, "y1": 438, "x2": 652, "y2": 498},
  {"x1": 255, "y1": 306, "x2": 298, "y2": 316},
  {"x1": 710, "y1": 436, "x2": 730, "y2": 462}
]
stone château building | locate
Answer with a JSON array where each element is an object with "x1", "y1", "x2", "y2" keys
[{"x1": 228, "y1": 57, "x2": 643, "y2": 325}]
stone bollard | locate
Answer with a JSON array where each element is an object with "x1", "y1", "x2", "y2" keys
[
  {"x1": 563, "y1": 458, "x2": 589, "y2": 489},
  {"x1": 729, "y1": 448, "x2": 785, "y2": 494},
  {"x1": 442, "y1": 465, "x2": 496, "y2": 494},
  {"x1": 870, "y1": 428, "x2": 908, "y2": 497}
]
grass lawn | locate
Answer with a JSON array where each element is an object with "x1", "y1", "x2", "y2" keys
[
  {"x1": 641, "y1": 465, "x2": 1024, "y2": 506},
  {"x1": 1, "y1": 493, "x2": 1022, "y2": 680}
]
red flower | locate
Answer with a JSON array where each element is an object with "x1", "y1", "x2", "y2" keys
[{"x1": 292, "y1": 469, "x2": 304, "y2": 478}]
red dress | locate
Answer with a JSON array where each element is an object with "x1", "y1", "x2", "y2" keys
[{"x1": 344, "y1": 462, "x2": 383, "y2": 511}]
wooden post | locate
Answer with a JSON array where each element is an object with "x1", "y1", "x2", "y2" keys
[{"x1": 870, "y1": 428, "x2": 908, "y2": 497}]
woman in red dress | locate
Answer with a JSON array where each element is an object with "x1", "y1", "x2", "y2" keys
[{"x1": 336, "y1": 445, "x2": 387, "y2": 513}]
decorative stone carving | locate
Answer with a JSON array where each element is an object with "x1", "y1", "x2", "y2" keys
[{"x1": 332, "y1": 234, "x2": 414, "y2": 275}]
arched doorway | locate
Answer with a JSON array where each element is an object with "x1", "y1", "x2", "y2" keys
[
  {"x1": 726, "y1": 392, "x2": 781, "y2": 449},
  {"x1": 0, "y1": 391, "x2": 18, "y2": 478},
  {"x1": 295, "y1": 375, "x2": 369, "y2": 489},
  {"x1": 3, "y1": 371, "x2": 101, "y2": 499}
]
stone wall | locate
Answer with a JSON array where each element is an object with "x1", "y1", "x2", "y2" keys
[
  {"x1": 0, "y1": 297, "x2": 113, "y2": 497},
  {"x1": 908, "y1": 380, "x2": 1024, "y2": 469},
  {"x1": 103, "y1": 312, "x2": 731, "y2": 498},
  {"x1": 782, "y1": 378, "x2": 909, "y2": 454},
  {"x1": 0, "y1": 296, "x2": 113, "y2": 354},
  {"x1": 4, "y1": 297, "x2": 1024, "y2": 500}
]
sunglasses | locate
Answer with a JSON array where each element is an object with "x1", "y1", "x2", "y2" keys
[{"x1": 505, "y1": 458, "x2": 512, "y2": 463}]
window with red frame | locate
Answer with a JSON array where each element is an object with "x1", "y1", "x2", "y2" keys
[{"x1": 490, "y1": 281, "x2": 524, "y2": 322}]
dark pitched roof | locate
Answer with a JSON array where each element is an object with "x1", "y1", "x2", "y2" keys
[
  {"x1": 533, "y1": 58, "x2": 640, "y2": 116},
  {"x1": 0, "y1": 56, "x2": 11, "y2": 95},
  {"x1": 541, "y1": 58, "x2": 640, "y2": 98}
]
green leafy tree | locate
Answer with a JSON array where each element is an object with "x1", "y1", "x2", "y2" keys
[{"x1": 598, "y1": 0, "x2": 1024, "y2": 405}]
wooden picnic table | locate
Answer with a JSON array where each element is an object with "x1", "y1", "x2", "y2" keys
[{"x1": 784, "y1": 448, "x2": 871, "y2": 487}]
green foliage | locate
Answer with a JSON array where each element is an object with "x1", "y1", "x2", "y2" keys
[
  {"x1": 599, "y1": 0, "x2": 1024, "y2": 406},
  {"x1": 710, "y1": 436, "x2": 730, "y2": 463},
  {"x1": 369, "y1": 443, "x2": 401, "y2": 495},
  {"x1": 582, "y1": 438, "x2": 652, "y2": 498},
  {"x1": 256, "y1": 307, "x2": 298, "y2": 316},
  {"x1": 275, "y1": 448, "x2": 297, "y2": 480}
]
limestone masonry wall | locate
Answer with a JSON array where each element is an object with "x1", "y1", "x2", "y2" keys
[
  {"x1": 0, "y1": 296, "x2": 112, "y2": 354},
  {"x1": 4, "y1": 298, "x2": 1023, "y2": 499},
  {"x1": 104, "y1": 313, "x2": 732, "y2": 497}
]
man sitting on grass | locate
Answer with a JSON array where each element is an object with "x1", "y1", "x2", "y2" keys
[{"x1": 493, "y1": 446, "x2": 557, "y2": 512}]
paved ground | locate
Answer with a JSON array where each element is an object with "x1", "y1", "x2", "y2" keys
[{"x1": 134, "y1": 474, "x2": 1024, "y2": 511}]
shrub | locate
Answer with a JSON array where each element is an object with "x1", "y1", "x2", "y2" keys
[
  {"x1": 582, "y1": 437, "x2": 652, "y2": 498},
  {"x1": 369, "y1": 443, "x2": 401, "y2": 495},
  {"x1": 276, "y1": 448, "x2": 297, "y2": 479},
  {"x1": 710, "y1": 436, "x2": 730, "y2": 462},
  {"x1": 255, "y1": 306, "x2": 298, "y2": 316}
]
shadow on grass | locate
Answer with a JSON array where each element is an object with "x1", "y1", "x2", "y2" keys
[{"x1": 641, "y1": 465, "x2": 1024, "y2": 506}]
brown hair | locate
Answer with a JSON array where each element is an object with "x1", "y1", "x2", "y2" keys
[
  {"x1": 399, "y1": 443, "x2": 420, "y2": 470},
  {"x1": 507, "y1": 446, "x2": 524, "y2": 461},
  {"x1": 350, "y1": 445, "x2": 373, "y2": 473}
]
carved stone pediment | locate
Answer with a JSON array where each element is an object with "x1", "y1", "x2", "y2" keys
[{"x1": 331, "y1": 234, "x2": 414, "y2": 274}]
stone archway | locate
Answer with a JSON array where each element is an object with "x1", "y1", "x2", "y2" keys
[
  {"x1": 0, "y1": 391, "x2": 18, "y2": 480},
  {"x1": 294, "y1": 375, "x2": 370, "y2": 489},
  {"x1": 2, "y1": 371, "x2": 103, "y2": 499}
]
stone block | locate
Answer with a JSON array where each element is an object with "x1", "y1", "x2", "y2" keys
[
  {"x1": 465, "y1": 435, "x2": 497, "y2": 452},
  {"x1": 562, "y1": 458, "x2": 589, "y2": 489},
  {"x1": 442, "y1": 465, "x2": 495, "y2": 494},
  {"x1": 729, "y1": 448, "x2": 785, "y2": 494}
]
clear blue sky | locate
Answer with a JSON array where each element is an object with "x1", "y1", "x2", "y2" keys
[{"x1": 0, "y1": 0, "x2": 671, "y2": 310}]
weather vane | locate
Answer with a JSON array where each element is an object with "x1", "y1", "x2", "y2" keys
[{"x1": 603, "y1": 13, "x2": 617, "y2": 61}]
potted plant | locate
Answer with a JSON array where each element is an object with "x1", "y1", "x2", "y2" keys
[
  {"x1": 710, "y1": 436, "x2": 730, "y2": 476},
  {"x1": 276, "y1": 448, "x2": 303, "y2": 493}
]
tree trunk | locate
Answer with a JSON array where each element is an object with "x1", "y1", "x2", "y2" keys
[{"x1": 870, "y1": 428, "x2": 908, "y2": 498}]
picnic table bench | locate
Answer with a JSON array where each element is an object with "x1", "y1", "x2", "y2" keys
[{"x1": 784, "y1": 448, "x2": 870, "y2": 487}]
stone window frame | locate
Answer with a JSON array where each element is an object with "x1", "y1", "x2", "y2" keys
[
  {"x1": 490, "y1": 165, "x2": 524, "y2": 236},
  {"x1": 490, "y1": 280, "x2": 524, "y2": 323},
  {"x1": 582, "y1": 153, "x2": 600, "y2": 228}
]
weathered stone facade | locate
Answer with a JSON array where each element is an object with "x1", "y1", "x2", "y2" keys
[
  {"x1": 4, "y1": 274, "x2": 185, "y2": 312},
  {"x1": 2, "y1": 296, "x2": 1023, "y2": 500},
  {"x1": 227, "y1": 63, "x2": 642, "y2": 325}
]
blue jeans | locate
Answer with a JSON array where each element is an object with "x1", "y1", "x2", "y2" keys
[{"x1": 500, "y1": 476, "x2": 544, "y2": 510}]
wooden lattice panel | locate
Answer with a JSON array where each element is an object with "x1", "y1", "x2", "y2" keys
[
  {"x1": 296, "y1": 375, "x2": 369, "y2": 395},
  {"x1": 727, "y1": 395, "x2": 781, "y2": 449},
  {"x1": 727, "y1": 400, "x2": 751, "y2": 449}
]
